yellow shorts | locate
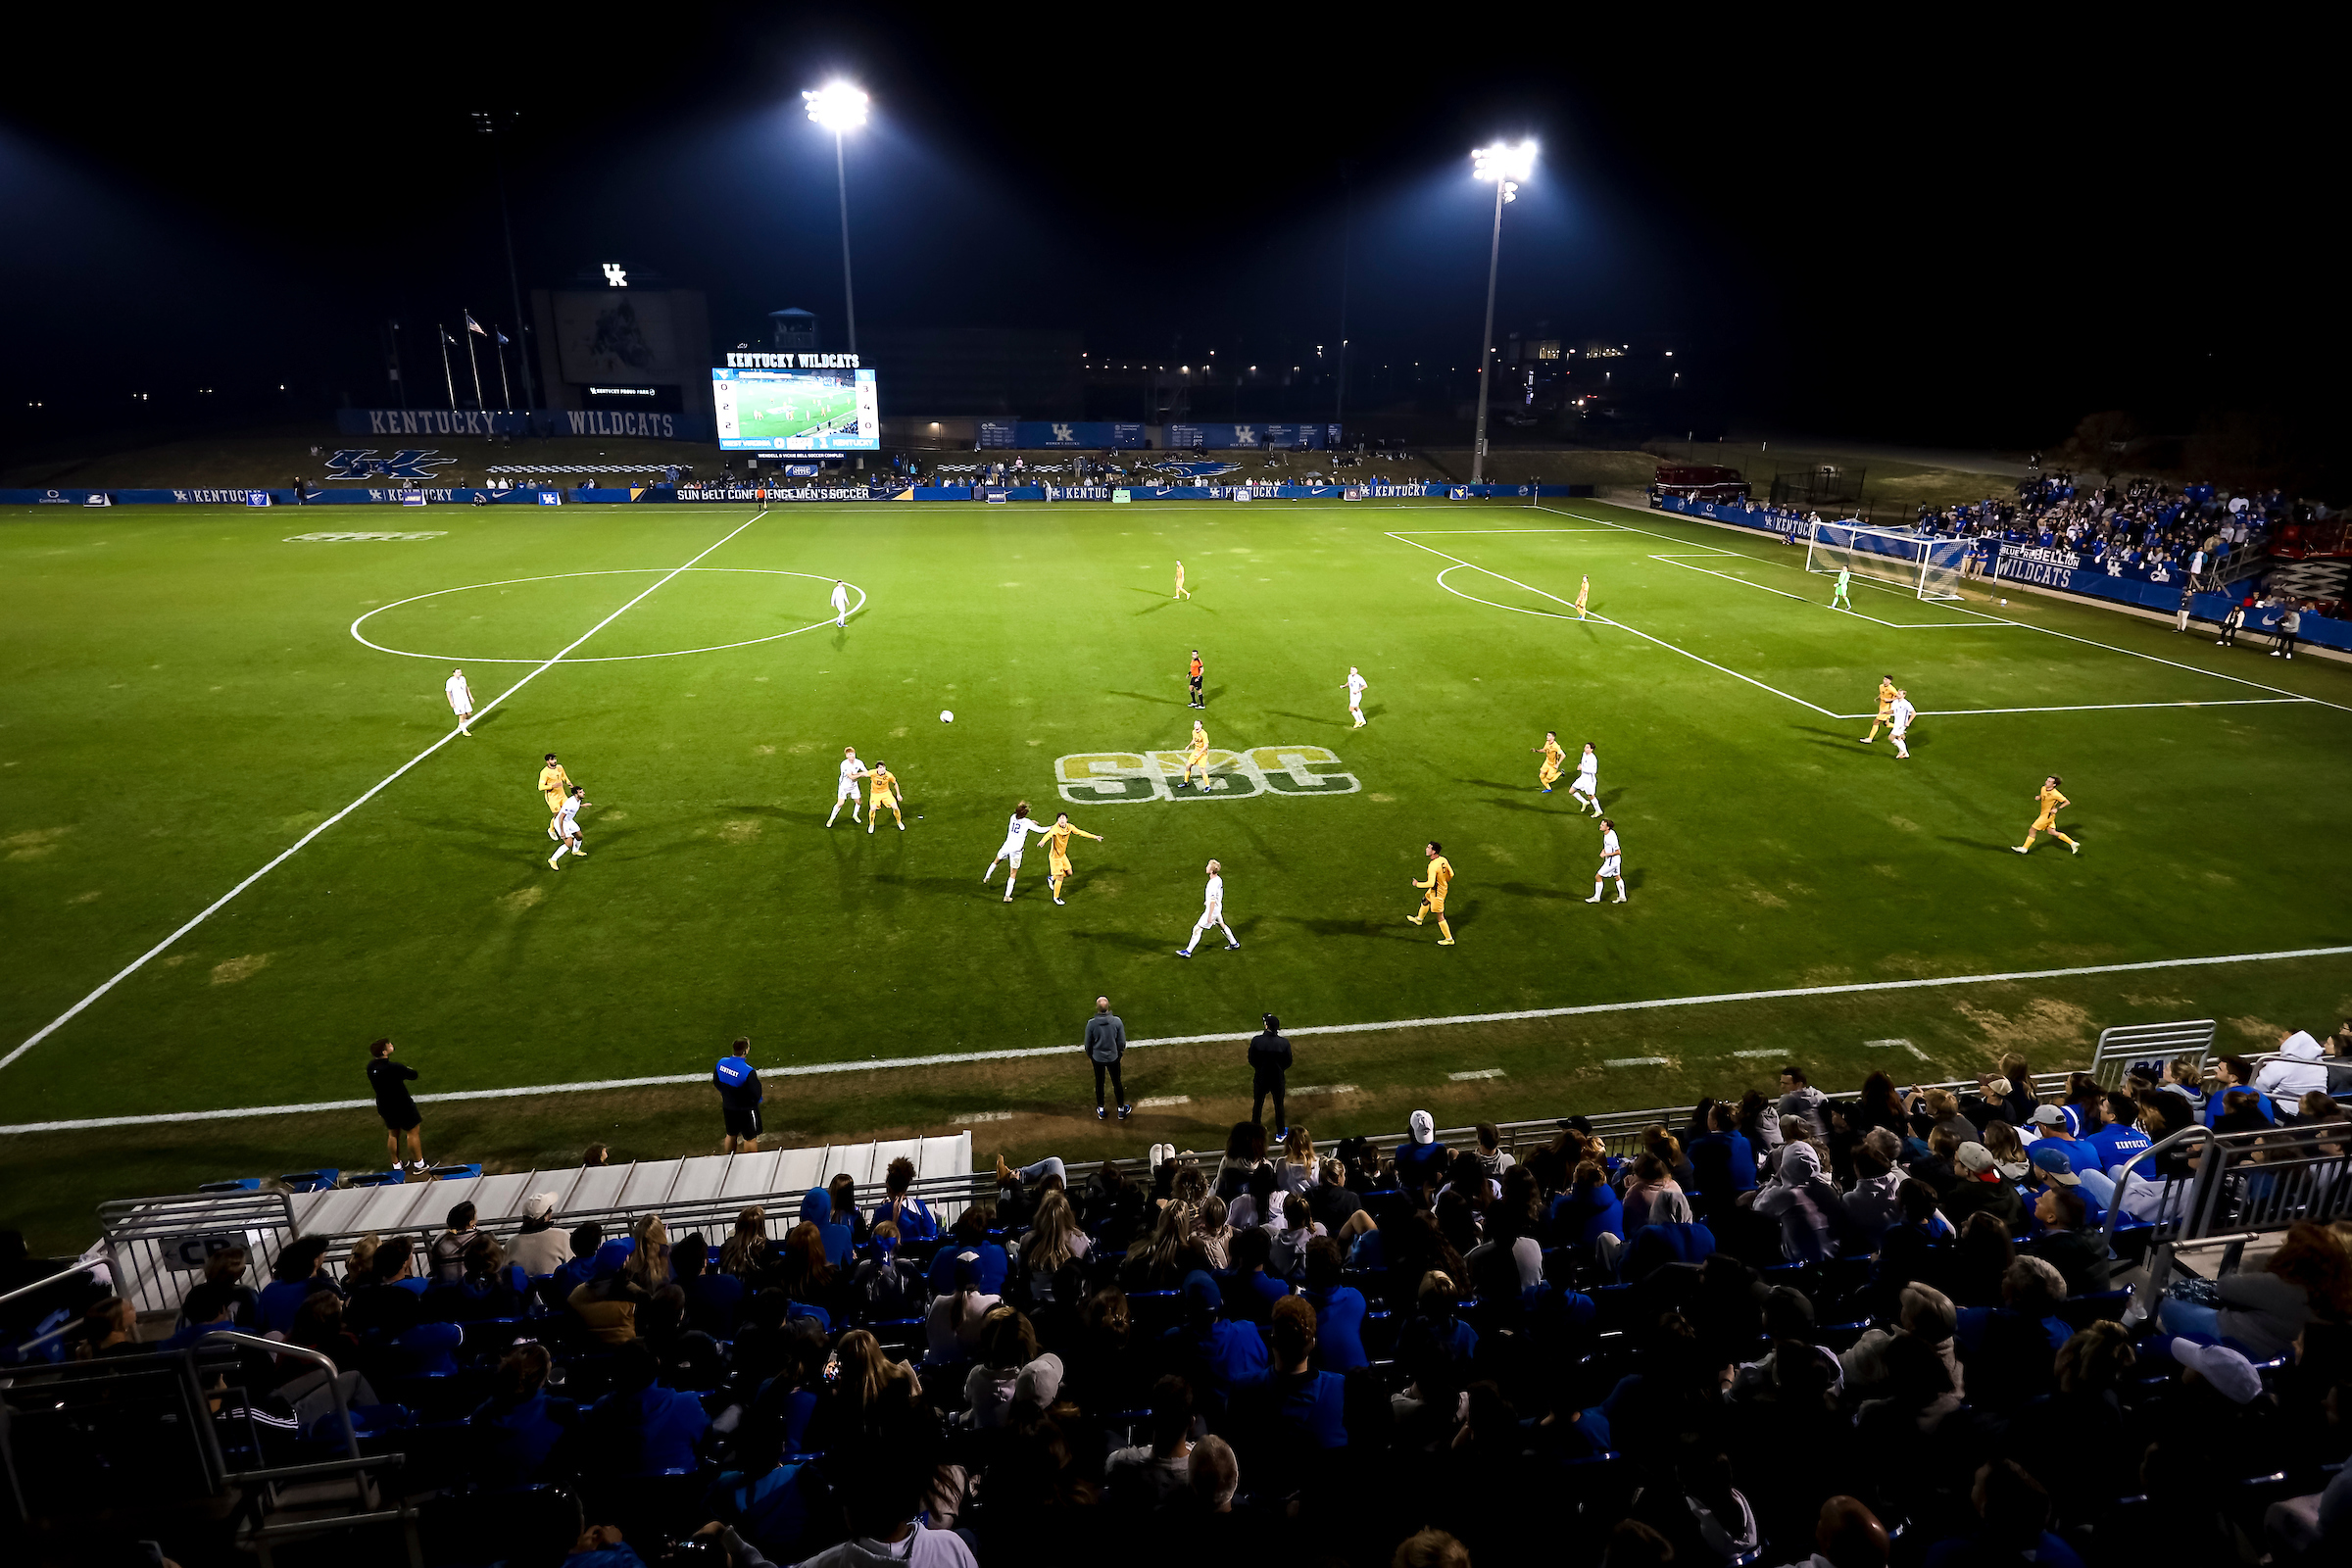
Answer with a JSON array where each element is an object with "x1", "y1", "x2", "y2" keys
[
  {"x1": 870, "y1": 794, "x2": 896, "y2": 810},
  {"x1": 1874, "y1": 706, "x2": 1892, "y2": 721},
  {"x1": 1540, "y1": 765, "x2": 1562, "y2": 786},
  {"x1": 543, "y1": 790, "x2": 566, "y2": 813},
  {"x1": 1049, "y1": 857, "x2": 1073, "y2": 878},
  {"x1": 2032, "y1": 813, "x2": 2057, "y2": 832},
  {"x1": 1420, "y1": 893, "x2": 1447, "y2": 914}
]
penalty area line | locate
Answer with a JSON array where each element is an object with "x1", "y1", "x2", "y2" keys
[
  {"x1": 6, "y1": 941, "x2": 2346, "y2": 1136},
  {"x1": 0, "y1": 510, "x2": 772, "y2": 1075}
]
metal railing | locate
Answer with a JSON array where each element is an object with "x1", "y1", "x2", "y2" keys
[
  {"x1": 2121, "y1": 1120, "x2": 2352, "y2": 1300},
  {"x1": 2097, "y1": 1124, "x2": 2208, "y2": 1252},
  {"x1": 2090, "y1": 1019, "x2": 2215, "y2": 1089},
  {"x1": 100, "y1": 1188, "x2": 294, "y2": 1317}
]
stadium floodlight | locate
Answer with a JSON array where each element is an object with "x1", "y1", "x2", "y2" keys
[
  {"x1": 1467, "y1": 140, "x2": 1536, "y2": 484},
  {"x1": 802, "y1": 82, "x2": 870, "y2": 353}
]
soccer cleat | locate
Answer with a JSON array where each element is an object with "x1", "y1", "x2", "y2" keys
[
  {"x1": 1614, "y1": 894, "x2": 1627, "y2": 903},
  {"x1": 1226, "y1": 941, "x2": 1240, "y2": 950},
  {"x1": 1438, "y1": 937, "x2": 1455, "y2": 945},
  {"x1": 1054, "y1": 897, "x2": 1065, "y2": 906},
  {"x1": 2070, "y1": 841, "x2": 2082, "y2": 855},
  {"x1": 1585, "y1": 893, "x2": 1602, "y2": 903},
  {"x1": 573, "y1": 849, "x2": 587, "y2": 858},
  {"x1": 1542, "y1": 787, "x2": 1552, "y2": 793},
  {"x1": 897, "y1": 822, "x2": 905, "y2": 831},
  {"x1": 1176, "y1": 949, "x2": 1193, "y2": 958},
  {"x1": 549, "y1": 854, "x2": 563, "y2": 868},
  {"x1": 548, "y1": 825, "x2": 559, "y2": 840},
  {"x1": 1407, "y1": 916, "x2": 1423, "y2": 926},
  {"x1": 1858, "y1": 737, "x2": 1872, "y2": 744},
  {"x1": 2011, "y1": 846, "x2": 2029, "y2": 855},
  {"x1": 867, "y1": 824, "x2": 875, "y2": 834},
  {"x1": 1118, "y1": 1103, "x2": 1132, "y2": 1120}
]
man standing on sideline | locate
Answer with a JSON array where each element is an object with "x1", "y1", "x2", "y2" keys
[
  {"x1": 1249, "y1": 1012, "x2": 1293, "y2": 1136},
  {"x1": 2275, "y1": 603, "x2": 2301, "y2": 660},
  {"x1": 368, "y1": 1038, "x2": 425, "y2": 1173},
  {"x1": 830, "y1": 578, "x2": 852, "y2": 628},
  {"x1": 445, "y1": 667, "x2": 475, "y2": 736},
  {"x1": 1087, "y1": 997, "x2": 1131, "y2": 1121},
  {"x1": 714, "y1": 1040, "x2": 764, "y2": 1154},
  {"x1": 2176, "y1": 585, "x2": 2194, "y2": 634}
]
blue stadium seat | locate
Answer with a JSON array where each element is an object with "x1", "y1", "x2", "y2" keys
[
  {"x1": 197, "y1": 1178, "x2": 262, "y2": 1193},
  {"x1": 276, "y1": 1168, "x2": 340, "y2": 1193}
]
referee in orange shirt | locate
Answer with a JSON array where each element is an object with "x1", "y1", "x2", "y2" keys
[{"x1": 1188, "y1": 650, "x2": 1205, "y2": 709}]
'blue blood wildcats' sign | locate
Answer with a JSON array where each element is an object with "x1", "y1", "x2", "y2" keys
[{"x1": 1054, "y1": 745, "x2": 1360, "y2": 805}]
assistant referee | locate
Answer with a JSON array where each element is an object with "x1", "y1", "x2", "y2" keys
[{"x1": 713, "y1": 1040, "x2": 764, "y2": 1154}]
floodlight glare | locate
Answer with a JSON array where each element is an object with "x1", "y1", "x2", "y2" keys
[
  {"x1": 1471, "y1": 139, "x2": 1537, "y2": 184},
  {"x1": 1466, "y1": 140, "x2": 1536, "y2": 483},
  {"x1": 803, "y1": 82, "x2": 869, "y2": 132}
]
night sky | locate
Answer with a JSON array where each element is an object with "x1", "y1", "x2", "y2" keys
[{"x1": 4, "y1": 11, "x2": 2340, "y2": 456}]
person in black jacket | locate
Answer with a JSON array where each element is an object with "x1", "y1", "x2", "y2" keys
[
  {"x1": 367, "y1": 1038, "x2": 425, "y2": 1172},
  {"x1": 1248, "y1": 1013, "x2": 1293, "y2": 1136}
]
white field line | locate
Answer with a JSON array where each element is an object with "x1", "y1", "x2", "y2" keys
[
  {"x1": 0, "y1": 511, "x2": 772, "y2": 1074},
  {"x1": 8, "y1": 942, "x2": 2347, "y2": 1136},
  {"x1": 953, "y1": 1110, "x2": 1015, "y2": 1124},
  {"x1": 1396, "y1": 534, "x2": 1842, "y2": 717},
  {"x1": 1651, "y1": 555, "x2": 1997, "y2": 629},
  {"x1": 1135, "y1": 1095, "x2": 1193, "y2": 1107},
  {"x1": 1730, "y1": 1049, "x2": 1787, "y2": 1058},
  {"x1": 1447, "y1": 1068, "x2": 1506, "y2": 1081},
  {"x1": 1546, "y1": 502, "x2": 2351, "y2": 715},
  {"x1": 350, "y1": 568, "x2": 864, "y2": 664},
  {"x1": 1605, "y1": 1056, "x2": 1672, "y2": 1067}
]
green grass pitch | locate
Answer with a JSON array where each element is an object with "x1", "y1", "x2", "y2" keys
[
  {"x1": 2, "y1": 496, "x2": 2348, "y2": 1209},
  {"x1": 731, "y1": 382, "x2": 860, "y2": 445}
]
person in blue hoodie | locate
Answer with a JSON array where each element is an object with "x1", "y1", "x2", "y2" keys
[
  {"x1": 2082, "y1": 1092, "x2": 2153, "y2": 1172},
  {"x1": 1547, "y1": 1161, "x2": 1624, "y2": 1254},
  {"x1": 575, "y1": 1341, "x2": 710, "y2": 1478},
  {"x1": 468, "y1": 1344, "x2": 576, "y2": 1488},
  {"x1": 1299, "y1": 1237, "x2": 1367, "y2": 1372},
  {"x1": 255, "y1": 1236, "x2": 338, "y2": 1335},
  {"x1": 1166, "y1": 1271, "x2": 1269, "y2": 1402},
  {"x1": 925, "y1": 1210, "x2": 1008, "y2": 1297},
  {"x1": 800, "y1": 1188, "x2": 855, "y2": 1269},
  {"x1": 868, "y1": 1156, "x2": 940, "y2": 1244}
]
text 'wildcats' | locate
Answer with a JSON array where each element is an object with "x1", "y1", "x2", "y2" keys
[{"x1": 1054, "y1": 746, "x2": 1360, "y2": 805}]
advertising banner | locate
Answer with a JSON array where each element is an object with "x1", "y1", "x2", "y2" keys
[
  {"x1": 335, "y1": 409, "x2": 712, "y2": 441},
  {"x1": 1160, "y1": 422, "x2": 1339, "y2": 451},
  {"x1": 977, "y1": 421, "x2": 1147, "y2": 449}
]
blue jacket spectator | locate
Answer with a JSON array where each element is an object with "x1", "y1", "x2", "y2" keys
[
  {"x1": 869, "y1": 1155, "x2": 940, "y2": 1243},
  {"x1": 1548, "y1": 1168, "x2": 1623, "y2": 1250},
  {"x1": 926, "y1": 1216, "x2": 1007, "y2": 1297},
  {"x1": 675, "y1": 1237, "x2": 746, "y2": 1337},
  {"x1": 541, "y1": 1223, "x2": 607, "y2": 1312},
  {"x1": 1688, "y1": 1114, "x2": 1756, "y2": 1198},
  {"x1": 578, "y1": 1343, "x2": 710, "y2": 1476},
  {"x1": 467, "y1": 1345, "x2": 576, "y2": 1488},
  {"x1": 256, "y1": 1235, "x2": 337, "y2": 1335},
  {"x1": 1300, "y1": 1240, "x2": 1368, "y2": 1372},
  {"x1": 2083, "y1": 1093, "x2": 2153, "y2": 1170},
  {"x1": 1262, "y1": 1297, "x2": 1348, "y2": 1448},
  {"x1": 1394, "y1": 1110, "x2": 1447, "y2": 1191},
  {"x1": 1223, "y1": 1227, "x2": 1289, "y2": 1324},
  {"x1": 1168, "y1": 1272, "x2": 1269, "y2": 1396},
  {"x1": 798, "y1": 1189, "x2": 854, "y2": 1269},
  {"x1": 2023, "y1": 1108, "x2": 2101, "y2": 1174}
]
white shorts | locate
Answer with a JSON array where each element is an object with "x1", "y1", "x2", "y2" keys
[
  {"x1": 1598, "y1": 856, "x2": 1621, "y2": 877},
  {"x1": 999, "y1": 846, "x2": 1026, "y2": 868},
  {"x1": 837, "y1": 779, "x2": 862, "y2": 803},
  {"x1": 447, "y1": 695, "x2": 470, "y2": 714},
  {"x1": 558, "y1": 820, "x2": 582, "y2": 844},
  {"x1": 1571, "y1": 774, "x2": 1597, "y2": 796},
  {"x1": 1891, "y1": 722, "x2": 1911, "y2": 739}
]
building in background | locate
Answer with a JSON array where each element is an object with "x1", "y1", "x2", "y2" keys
[{"x1": 530, "y1": 267, "x2": 713, "y2": 418}]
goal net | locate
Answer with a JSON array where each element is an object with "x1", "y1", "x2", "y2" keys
[{"x1": 1803, "y1": 520, "x2": 1968, "y2": 601}]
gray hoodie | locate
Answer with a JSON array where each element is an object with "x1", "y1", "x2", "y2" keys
[
  {"x1": 1754, "y1": 1141, "x2": 1840, "y2": 1262},
  {"x1": 2253, "y1": 1031, "x2": 2328, "y2": 1101},
  {"x1": 1777, "y1": 1084, "x2": 1829, "y2": 1140}
]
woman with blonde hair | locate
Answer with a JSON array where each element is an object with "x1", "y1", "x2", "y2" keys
[
  {"x1": 718, "y1": 1207, "x2": 769, "y2": 1277},
  {"x1": 623, "y1": 1215, "x2": 671, "y2": 1293},
  {"x1": 809, "y1": 1328, "x2": 922, "y2": 1447},
  {"x1": 1018, "y1": 1191, "x2": 1090, "y2": 1303},
  {"x1": 1196, "y1": 1196, "x2": 1235, "y2": 1269},
  {"x1": 1980, "y1": 1121, "x2": 2032, "y2": 1182},
  {"x1": 1276, "y1": 1126, "x2": 1317, "y2": 1196}
]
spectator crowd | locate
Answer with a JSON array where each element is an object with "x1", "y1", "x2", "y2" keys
[{"x1": 43, "y1": 1029, "x2": 2352, "y2": 1568}]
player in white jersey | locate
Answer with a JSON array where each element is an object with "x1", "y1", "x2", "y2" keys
[
  {"x1": 830, "y1": 579, "x2": 852, "y2": 628},
  {"x1": 1887, "y1": 690, "x2": 1916, "y2": 760},
  {"x1": 1586, "y1": 818, "x2": 1626, "y2": 904},
  {"x1": 826, "y1": 746, "x2": 870, "y2": 827},
  {"x1": 1347, "y1": 666, "x2": 1368, "y2": 728},
  {"x1": 1176, "y1": 858, "x2": 1239, "y2": 956},
  {"x1": 1571, "y1": 747, "x2": 1608, "y2": 822},
  {"x1": 984, "y1": 802, "x2": 1051, "y2": 902},
  {"x1": 548, "y1": 784, "x2": 589, "y2": 868},
  {"x1": 444, "y1": 667, "x2": 474, "y2": 736}
]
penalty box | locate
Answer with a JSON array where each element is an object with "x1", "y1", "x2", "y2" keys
[{"x1": 1055, "y1": 745, "x2": 1360, "y2": 804}]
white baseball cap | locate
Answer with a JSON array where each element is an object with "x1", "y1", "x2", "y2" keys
[
  {"x1": 1408, "y1": 1110, "x2": 1435, "y2": 1145},
  {"x1": 520, "y1": 1192, "x2": 560, "y2": 1220},
  {"x1": 2171, "y1": 1339, "x2": 2264, "y2": 1405}
]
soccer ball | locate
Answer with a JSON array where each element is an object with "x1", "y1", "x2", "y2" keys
[
  {"x1": 1999, "y1": 598, "x2": 2007, "y2": 606},
  {"x1": 940, "y1": 710, "x2": 955, "y2": 724}
]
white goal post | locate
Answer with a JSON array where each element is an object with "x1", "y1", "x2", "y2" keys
[{"x1": 1803, "y1": 520, "x2": 1969, "y2": 601}]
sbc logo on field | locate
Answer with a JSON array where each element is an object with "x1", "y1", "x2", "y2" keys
[{"x1": 1054, "y1": 745, "x2": 1359, "y2": 805}]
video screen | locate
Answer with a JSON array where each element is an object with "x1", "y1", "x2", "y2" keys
[{"x1": 712, "y1": 367, "x2": 878, "y2": 451}]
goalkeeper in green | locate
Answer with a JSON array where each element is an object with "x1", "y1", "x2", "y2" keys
[{"x1": 1831, "y1": 566, "x2": 1854, "y2": 610}]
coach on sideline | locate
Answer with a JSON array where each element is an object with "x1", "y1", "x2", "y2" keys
[
  {"x1": 1087, "y1": 997, "x2": 1132, "y2": 1121},
  {"x1": 714, "y1": 1040, "x2": 764, "y2": 1154},
  {"x1": 1249, "y1": 1012, "x2": 1293, "y2": 1137}
]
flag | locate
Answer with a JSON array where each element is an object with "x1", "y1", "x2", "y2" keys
[
  {"x1": 465, "y1": 313, "x2": 487, "y2": 336},
  {"x1": 495, "y1": 329, "x2": 511, "y2": 346},
  {"x1": 441, "y1": 326, "x2": 457, "y2": 344}
]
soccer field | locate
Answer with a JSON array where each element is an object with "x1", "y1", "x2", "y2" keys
[
  {"x1": 2, "y1": 497, "x2": 2348, "y2": 1236},
  {"x1": 734, "y1": 383, "x2": 860, "y2": 445}
]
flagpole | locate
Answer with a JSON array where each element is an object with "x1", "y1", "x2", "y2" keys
[
  {"x1": 494, "y1": 329, "x2": 513, "y2": 410},
  {"x1": 439, "y1": 326, "x2": 458, "y2": 411},
  {"x1": 464, "y1": 313, "x2": 485, "y2": 411}
]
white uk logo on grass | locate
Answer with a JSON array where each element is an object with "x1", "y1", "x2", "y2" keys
[{"x1": 1054, "y1": 745, "x2": 1360, "y2": 805}]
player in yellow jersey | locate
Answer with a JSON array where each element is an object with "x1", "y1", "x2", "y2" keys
[
  {"x1": 1174, "y1": 560, "x2": 1191, "y2": 600},
  {"x1": 1534, "y1": 730, "x2": 1567, "y2": 793},
  {"x1": 2013, "y1": 775, "x2": 2081, "y2": 856},
  {"x1": 1573, "y1": 575, "x2": 1591, "y2": 618},
  {"x1": 1043, "y1": 812, "x2": 1104, "y2": 905},
  {"x1": 536, "y1": 754, "x2": 573, "y2": 840},
  {"x1": 1859, "y1": 676, "x2": 1898, "y2": 743},
  {"x1": 865, "y1": 762, "x2": 906, "y2": 834},
  {"x1": 1176, "y1": 719, "x2": 1211, "y2": 789},
  {"x1": 1408, "y1": 841, "x2": 1456, "y2": 945}
]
